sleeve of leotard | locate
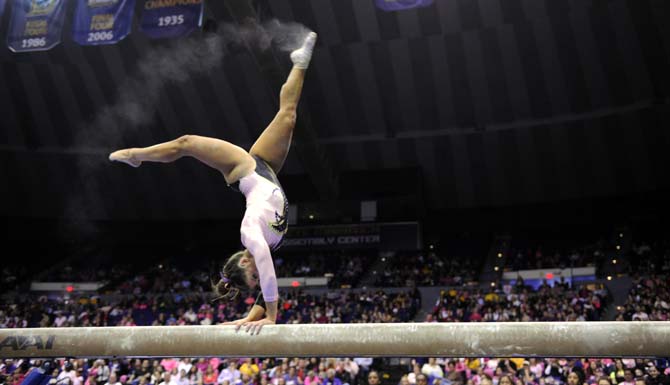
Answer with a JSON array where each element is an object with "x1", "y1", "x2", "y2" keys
[{"x1": 240, "y1": 217, "x2": 278, "y2": 302}]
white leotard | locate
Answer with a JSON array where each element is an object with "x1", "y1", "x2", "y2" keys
[{"x1": 237, "y1": 171, "x2": 287, "y2": 303}]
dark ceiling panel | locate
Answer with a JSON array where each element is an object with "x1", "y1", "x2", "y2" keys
[
  {"x1": 207, "y1": 68, "x2": 254, "y2": 145},
  {"x1": 0, "y1": 64, "x2": 23, "y2": 146},
  {"x1": 387, "y1": 38, "x2": 419, "y2": 134},
  {"x1": 351, "y1": 0, "x2": 380, "y2": 42},
  {"x1": 416, "y1": 2, "x2": 441, "y2": 36},
  {"x1": 308, "y1": 0, "x2": 339, "y2": 45},
  {"x1": 608, "y1": 1, "x2": 652, "y2": 102},
  {"x1": 309, "y1": 47, "x2": 350, "y2": 138},
  {"x1": 627, "y1": 0, "x2": 670, "y2": 99},
  {"x1": 408, "y1": 37, "x2": 439, "y2": 133},
  {"x1": 480, "y1": 28, "x2": 514, "y2": 123},
  {"x1": 46, "y1": 64, "x2": 81, "y2": 147},
  {"x1": 546, "y1": 1, "x2": 591, "y2": 114},
  {"x1": 302, "y1": 55, "x2": 337, "y2": 139},
  {"x1": 444, "y1": 34, "x2": 477, "y2": 127},
  {"x1": 531, "y1": 18, "x2": 570, "y2": 115},
  {"x1": 479, "y1": 0, "x2": 504, "y2": 28},
  {"x1": 436, "y1": 0, "x2": 463, "y2": 34},
  {"x1": 496, "y1": 25, "x2": 531, "y2": 120},
  {"x1": 426, "y1": 35, "x2": 457, "y2": 130},
  {"x1": 395, "y1": 5, "x2": 422, "y2": 38},
  {"x1": 462, "y1": 30, "x2": 494, "y2": 125},
  {"x1": 587, "y1": 3, "x2": 631, "y2": 107},
  {"x1": 457, "y1": 0, "x2": 484, "y2": 31},
  {"x1": 512, "y1": 22, "x2": 552, "y2": 118},
  {"x1": 333, "y1": 43, "x2": 374, "y2": 136},
  {"x1": 374, "y1": 4, "x2": 401, "y2": 41},
  {"x1": 16, "y1": 63, "x2": 57, "y2": 147}
]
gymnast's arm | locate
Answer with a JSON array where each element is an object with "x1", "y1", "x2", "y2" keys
[{"x1": 240, "y1": 218, "x2": 279, "y2": 333}]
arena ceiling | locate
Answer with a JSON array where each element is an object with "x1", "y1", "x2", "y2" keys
[{"x1": 1, "y1": 0, "x2": 669, "y2": 222}]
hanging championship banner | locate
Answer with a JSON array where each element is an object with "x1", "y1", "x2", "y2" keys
[
  {"x1": 0, "y1": 0, "x2": 6, "y2": 19},
  {"x1": 139, "y1": 0, "x2": 203, "y2": 39},
  {"x1": 375, "y1": 0, "x2": 434, "y2": 12},
  {"x1": 7, "y1": 0, "x2": 66, "y2": 52},
  {"x1": 72, "y1": 0, "x2": 135, "y2": 46}
]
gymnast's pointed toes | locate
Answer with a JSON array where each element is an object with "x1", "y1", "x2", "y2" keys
[{"x1": 109, "y1": 149, "x2": 141, "y2": 168}]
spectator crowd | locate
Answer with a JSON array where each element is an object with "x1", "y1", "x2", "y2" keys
[
  {"x1": 427, "y1": 280, "x2": 607, "y2": 322},
  {"x1": 2, "y1": 355, "x2": 670, "y2": 385}
]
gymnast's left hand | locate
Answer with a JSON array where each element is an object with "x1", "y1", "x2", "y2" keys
[{"x1": 242, "y1": 318, "x2": 275, "y2": 335}]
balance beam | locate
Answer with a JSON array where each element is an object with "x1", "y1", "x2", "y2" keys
[{"x1": 1, "y1": 322, "x2": 669, "y2": 358}]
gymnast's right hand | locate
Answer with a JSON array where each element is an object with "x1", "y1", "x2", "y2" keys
[{"x1": 220, "y1": 318, "x2": 250, "y2": 331}]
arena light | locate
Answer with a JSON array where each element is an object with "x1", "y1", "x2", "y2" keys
[{"x1": 1, "y1": 322, "x2": 668, "y2": 358}]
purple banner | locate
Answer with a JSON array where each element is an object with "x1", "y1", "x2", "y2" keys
[
  {"x1": 0, "y1": 0, "x2": 6, "y2": 19},
  {"x1": 72, "y1": 0, "x2": 135, "y2": 46},
  {"x1": 7, "y1": 0, "x2": 66, "y2": 52},
  {"x1": 375, "y1": 0, "x2": 434, "y2": 12},
  {"x1": 139, "y1": 0, "x2": 203, "y2": 39}
]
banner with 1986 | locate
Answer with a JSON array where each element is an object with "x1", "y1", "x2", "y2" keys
[
  {"x1": 139, "y1": 0, "x2": 203, "y2": 39},
  {"x1": 7, "y1": 0, "x2": 66, "y2": 52},
  {"x1": 72, "y1": 0, "x2": 135, "y2": 46}
]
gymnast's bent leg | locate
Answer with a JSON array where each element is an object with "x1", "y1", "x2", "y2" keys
[
  {"x1": 109, "y1": 135, "x2": 256, "y2": 185},
  {"x1": 249, "y1": 32, "x2": 317, "y2": 175}
]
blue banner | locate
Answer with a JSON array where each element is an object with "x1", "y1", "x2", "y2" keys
[
  {"x1": 375, "y1": 0, "x2": 434, "y2": 12},
  {"x1": 72, "y1": 0, "x2": 135, "y2": 46},
  {"x1": 7, "y1": 0, "x2": 66, "y2": 52},
  {"x1": 139, "y1": 0, "x2": 203, "y2": 39},
  {"x1": 0, "y1": 0, "x2": 6, "y2": 19}
]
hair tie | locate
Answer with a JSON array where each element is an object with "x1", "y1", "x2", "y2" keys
[{"x1": 220, "y1": 272, "x2": 229, "y2": 283}]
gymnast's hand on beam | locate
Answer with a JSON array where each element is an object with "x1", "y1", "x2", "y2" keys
[
  {"x1": 220, "y1": 318, "x2": 251, "y2": 331},
  {"x1": 241, "y1": 318, "x2": 275, "y2": 335}
]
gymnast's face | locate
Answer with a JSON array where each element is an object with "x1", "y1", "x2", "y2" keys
[{"x1": 238, "y1": 250, "x2": 259, "y2": 288}]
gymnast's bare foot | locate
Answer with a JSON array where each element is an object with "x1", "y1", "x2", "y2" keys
[{"x1": 109, "y1": 149, "x2": 141, "y2": 167}]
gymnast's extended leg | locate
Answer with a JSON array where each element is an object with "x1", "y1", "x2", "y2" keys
[
  {"x1": 109, "y1": 135, "x2": 256, "y2": 185},
  {"x1": 249, "y1": 32, "x2": 317, "y2": 174}
]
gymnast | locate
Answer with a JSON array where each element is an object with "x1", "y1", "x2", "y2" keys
[{"x1": 109, "y1": 32, "x2": 318, "y2": 335}]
